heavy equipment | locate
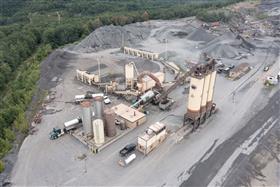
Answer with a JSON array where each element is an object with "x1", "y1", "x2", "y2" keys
[{"x1": 154, "y1": 70, "x2": 191, "y2": 110}]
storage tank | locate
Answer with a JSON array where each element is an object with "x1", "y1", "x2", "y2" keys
[
  {"x1": 104, "y1": 109, "x2": 117, "y2": 137},
  {"x1": 140, "y1": 90, "x2": 155, "y2": 103},
  {"x1": 81, "y1": 101, "x2": 93, "y2": 137},
  {"x1": 118, "y1": 153, "x2": 136, "y2": 167},
  {"x1": 201, "y1": 73, "x2": 211, "y2": 114},
  {"x1": 187, "y1": 76, "x2": 205, "y2": 120},
  {"x1": 125, "y1": 62, "x2": 134, "y2": 88},
  {"x1": 94, "y1": 96, "x2": 104, "y2": 119},
  {"x1": 206, "y1": 71, "x2": 217, "y2": 111},
  {"x1": 64, "y1": 117, "x2": 82, "y2": 131},
  {"x1": 93, "y1": 119, "x2": 105, "y2": 145},
  {"x1": 119, "y1": 120, "x2": 126, "y2": 130}
]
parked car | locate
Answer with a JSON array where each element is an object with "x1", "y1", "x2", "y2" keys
[
  {"x1": 228, "y1": 64, "x2": 235, "y2": 69},
  {"x1": 119, "y1": 143, "x2": 136, "y2": 157},
  {"x1": 103, "y1": 95, "x2": 111, "y2": 104},
  {"x1": 263, "y1": 66, "x2": 269, "y2": 72}
]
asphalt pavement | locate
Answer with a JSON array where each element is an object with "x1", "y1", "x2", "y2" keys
[{"x1": 181, "y1": 90, "x2": 280, "y2": 187}]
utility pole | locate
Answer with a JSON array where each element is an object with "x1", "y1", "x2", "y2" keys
[
  {"x1": 97, "y1": 57, "x2": 101, "y2": 78},
  {"x1": 84, "y1": 157, "x2": 87, "y2": 173},
  {"x1": 165, "y1": 38, "x2": 168, "y2": 61}
]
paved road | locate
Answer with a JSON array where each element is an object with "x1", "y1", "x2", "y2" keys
[{"x1": 181, "y1": 90, "x2": 279, "y2": 187}]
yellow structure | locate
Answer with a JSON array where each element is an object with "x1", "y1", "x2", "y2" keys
[
  {"x1": 123, "y1": 46, "x2": 159, "y2": 60},
  {"x1": 76, "y1": 69, "x2": 100, "y2": 84},
  {"x1": 137, "y1": 72, "x2": 165, "y2": 92},
  {"x1": 137, "y1": 122, "x2": 167, "y2": 155},
  {"x1": 111, "y1": 104, "x2": 146, "y2": 128}
]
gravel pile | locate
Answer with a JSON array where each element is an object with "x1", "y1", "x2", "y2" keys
[
  {"x1": 187, "y1": 28, "x2": 216, "y2": 42},
  {"x1": 71, "y1": 23, "x2": 150, "y2": 53},
  {"x1": 202, "y1": 32, "x2": 254, "y2": 59}
]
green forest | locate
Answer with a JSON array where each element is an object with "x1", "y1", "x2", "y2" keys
[{"x1": 0, "y1": 0, "x2": 243, "y2": 171}]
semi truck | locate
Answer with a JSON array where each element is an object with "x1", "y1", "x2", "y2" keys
[{"x1": 49, "y1": 117, "x2": 82, "y2": 140}]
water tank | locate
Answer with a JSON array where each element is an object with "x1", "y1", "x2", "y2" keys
[
  {"x1": 104, "y1": 109, "x2": 117, "y2": 137},
  {"x1": 94, "y1": 96, "x2": 104, "y2": 119},
  {"x1": 93, "y1": 119, "x2": 105, "y2": 145},
  {"x1": 81, "y1": 101, "x2": 93, "y2": 137}
]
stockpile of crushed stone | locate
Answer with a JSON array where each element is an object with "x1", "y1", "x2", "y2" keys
[
  {"x1": 202, "y1": 32, "x2": 254, "y2": 59},
  {"x1": 71, "y1": 23, "x2": 150, "y2": 53},
  {"x1": 203, "y1": 43, "x2": 241, "y2": 59},
  {"x1": 187, "y1": 28, "x2": 216, "y2": 42}
]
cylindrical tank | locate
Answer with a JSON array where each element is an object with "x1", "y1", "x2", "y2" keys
[
  {"x1": 140, "y1": 90, "x2": 155, "y2": 102},
  {"x1": 206, "y1": 71, "x2": 217, "y2": 111},
  {"x1": 81, "y1": 101, "x2": 93, "y2": 137},
  {"x1": 125, "y1": 62, "x2": 134, "y2": 88},
  {"x1": 93, "y1": 119, "x2": 105, "y2": 145},
  {"x1": 104, "y1": 109, "x2": 117, "y2": 137},
  {"x1": 94, "y1": 96, "x2": 104, "y2": 119},
  {"x1": 201, "y1": 73, "x2": 211, "y2": 113},
  {"x1": 125, "y1": 153, "x2": 136, "y2": 164},
  {"x1": 64, "y1": 117, "x2": 82, "y2": 131},
  {"x1": 187, "y1": 77, "x2": 205, "y2": 120}
]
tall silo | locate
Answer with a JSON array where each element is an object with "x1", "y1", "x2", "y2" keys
[
  {"x1": 186, "y1": 66, "x2": 205, "y2": 121},
  {"x1": 94, "y1": 96, "x2": 104, "y2": 119},
  {"x1": 104, "y1": 109, "x2": 117, "y2": 137},
  {"x1": 81, "y1": 101, "x2": 93, "y2": 138},
  {"x1": 125, "y1": 62, "x2": 134, "y2": 89},
  {"x1": 93, "y1": 119, "x2": 105, "y2": 145},
  {"x1": 206, "y1": 70, "x2": 217, "y2": 113},
  {"x1": 200, "y1": 71, "x2": 211, "y2": 115}
]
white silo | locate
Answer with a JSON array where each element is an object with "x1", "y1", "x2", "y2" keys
[
  {"x1": 186, "y1": 73, "x2": 205, "y2": 121},
  {"x1": 201, "y1": 72, "x2": 211, "y2": 114},
  {"x1": 125, "y1": 62, "x2": 135, "y2": 89},
  {"x1": 93, "y1": 119, "x2": 105, "y2": 145},
  {"x1": 206, "y1": 70, "x2": 217, "y2": 113}
]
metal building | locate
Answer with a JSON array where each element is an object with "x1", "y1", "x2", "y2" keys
[
  {"x1": 104, "y1": 108, "x2": 117, "y2": 137},
  {"x1": 81, "y1": 101, "x2": 93, "y2": 138},
  {"x1": 93, "y1": 119, "x2": 105, "y2": 145}
]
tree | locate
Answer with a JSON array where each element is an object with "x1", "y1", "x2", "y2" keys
[{"x1": 142, "y1": 11, "x2": 149, "y2": 21}]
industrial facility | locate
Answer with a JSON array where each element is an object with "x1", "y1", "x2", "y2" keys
[
  {"x1": 50, "y1": 49, "x2": 219, "y2": 157},
  {"x1": 184, "y1": 56, "x2": 217, "y2": 129},
  {"x1": 12, "y1": 2, "x2": 280, "y2": 186}
]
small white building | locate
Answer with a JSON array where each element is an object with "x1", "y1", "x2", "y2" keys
[{"x1": 137, "y1": 122, "x2": 167, "y2": 155}]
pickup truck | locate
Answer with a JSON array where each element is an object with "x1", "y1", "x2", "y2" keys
[{"x1": 119, "y1": 143, "x2": 136, "y2": 157}]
